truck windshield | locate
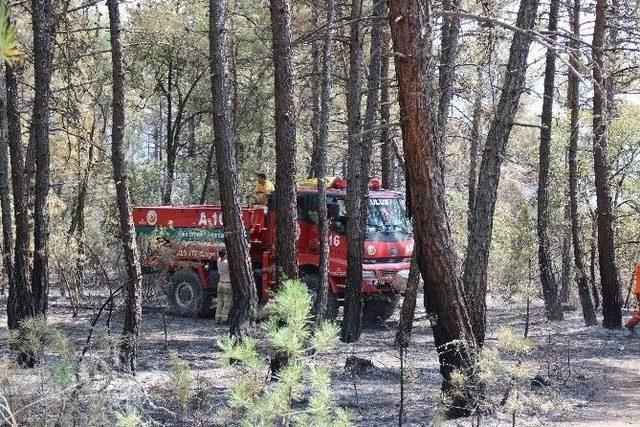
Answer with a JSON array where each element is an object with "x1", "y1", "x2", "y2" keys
[{"x1": 366, "y1": 197, "x2": 411, "y2": 234}]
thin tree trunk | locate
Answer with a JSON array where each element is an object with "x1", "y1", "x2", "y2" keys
[
  {"x1": 590, "y1": 216, "x2": 600, "y2": 309},
  {"x1": 31, "y1": 0, "x2": 55, "y2": 315},
  {"x1": 210, "y1": 0, "x2": 258, "y2": 339},
  {"x1": 560, "y1": 200, "x2": 573, "y2": 303},
  {"x1": 200, "y1": 142, "x2": 215, "y2": 204},
  {"x1": 6, "y1": 64, "x2": 35, "y2": 332},
  {"x1": 379, "y1": 29, "x2": 393, "y2": 190},
  {"x1": 389, "y1": 0, "x2": 478, "y2": 417},
  {"x1": 395, "y1": 251, "x2": 420, "y2": 348},
  {"x1": 592, "y1": 0, "x2": 622, "y2": 329},
  {"x1": 342, "y1": 0, "x2": 365, "y2": 343},
  {"x1": 308, "y1": 7, "x2": 321, "y2": 180},
  {"x1": 107, "y1": 0, "x2": 144, "y2": 373},
  {"x1": 467, "y1": 68, "x2": 482, "y2": 235},
  {"x1": 462, "y1": 0, "x2": 540, "y2": 346},
  {"x1": 270, "y1": 0, "x2": 299, "y2": 281},
  {"x1": 567, "y1": 0, "x2": 596, "y2": 326},
  {"x1": 0, "y1": 68, "x2": 13, "y2": 297},
  {"x1": 537, "y1": 0, "x2": 563, "y2": 321},
  {"x1": 313, "y1": 0, "x2": 335, "y2": 328}
]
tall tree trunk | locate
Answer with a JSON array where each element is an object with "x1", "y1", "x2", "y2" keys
[
  {"x1": 567, "y1": 0, "x2": 596, "y2": 326},
  {"x1": 592, "y1": 0, "x2": 622, "y2": 329},
  {"x1": 379, "y1": 29, "x2": 393, "y2": 190},
  {"x1": 210, "y1": 0, "x2": 258, "y2": 339},
  {"x1": 107, "y1": 0, "x2": 144, "y2": 373},
  {"x1": 559, "y1": 200, "x2": 573, "y2": 303},
  {"x1": 270, "y1": 0, "x2": 299, "y2": 281},
  {"x1": 163, "y1": 60, "x2": 173, "y2": 205},
  {"x1": 341, "y1": 0, "x2": 365, "y2": 343},
  {"x1": 313, "y1": 0, "x2": 335, "y2": 327},
  {"x1": 537, "y1": 0, "x2": 563, "y2": 321},
  {"x1": 200, "y1": 142, "x2": 215, "y2": 204},
  {"x1": 462, "y1": 0, "x2": 540, "y2": 346},
  {"x1": 467, "y1": 68, "x2": 482, "y2": 235},
  {"x1": 6, "y1": 64, "x2": 35, "y2": 332},
  {"x1": 590, "y1": 215, "x2": 600, "y2": 309},
  {"x1": 0, "y1": 68, "x2": 13, "y2": 297},
  {"x1": 31, "y1": 0, "x2": 55, "y2": 315},
  {"x1": 395, "y1": 0, "x2": 459, "y2": 347},
  {"x1": 308, "y1": 7, "x2": 321, "y2": 180},
  {"x1": 389, "y1": 0, "x2": 478, "y2": 417}
]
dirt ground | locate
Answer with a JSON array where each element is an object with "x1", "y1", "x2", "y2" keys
[{"x1": 1, "y1": 286, "x2": 639, "y2": 426}]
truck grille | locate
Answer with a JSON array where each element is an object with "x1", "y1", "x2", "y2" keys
[{"x1": 379, "y1": 270, "x2": 398, "y2": 279}]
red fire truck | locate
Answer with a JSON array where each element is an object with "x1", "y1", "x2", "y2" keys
[{"x1": 133, "y1": 178, "x2": 413, "y2": 322}]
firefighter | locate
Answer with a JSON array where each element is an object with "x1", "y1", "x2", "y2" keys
[
  {"x1": 251, "y1": 172, "x2": 275, "y2": 206},
  {"x1": 215, "y1": 248, "x2": 233, "y2": 323},
  {"x1": 625, "y1": 262, "x2": 640, "y2": 330}
]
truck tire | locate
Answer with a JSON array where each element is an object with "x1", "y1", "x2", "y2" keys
[
  {"x1": 301, "y1": 273, "x2": 339, "y2": 321},
  {"x1": 362, "y1": 293, "x2": 400, "y2": 323},
  {"x1": 168, "y1": 269, "x2": 206, "y2": 317}
]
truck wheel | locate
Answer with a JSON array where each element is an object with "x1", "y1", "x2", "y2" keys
[
  {"x1": 362, "y1": 293, "x2": 400, "y2": 323},
  {"x1": 301, "y1": 273, "x2": 339, "y2": 321},
  {"x1": 168, "y1": 269, "x2": 205, "y2": 317}
]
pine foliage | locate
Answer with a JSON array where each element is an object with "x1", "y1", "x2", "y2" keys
[{"x1": 218, "y1": 279, "x2": 349, "y2": 426}]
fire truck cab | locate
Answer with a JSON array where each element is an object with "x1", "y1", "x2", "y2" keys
[{"x1": 133, "y1": 178, "x2": 413, "y2": 322}]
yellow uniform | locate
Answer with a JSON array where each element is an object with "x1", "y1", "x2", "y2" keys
[
  {"x1": 215, "y1": 257, "x2": 233, "y2": 323},
  {"x1": 251, "y1": 180, "x2": 275, "y2": 205}
]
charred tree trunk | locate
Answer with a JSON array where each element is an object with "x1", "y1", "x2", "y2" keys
[
  {"x1": 567, "y1": 0, "x2": 596, "y2": 326},
  {"x1": 467, "y1": 68, "x2": 482, "y2": 235},
  {"x1": 308, "y1": 8, "x2": 321, "y2": 180},
  {"x1": 107, "y1": 0, "x2": 144, "y2": 373},
  {"x1": 210, "y1": 0, "x2": 258, "y2": 339},
  {"x1": 0, "y1": 69, "x2": 13, "y2": 297},
  {"x1": 462, "y1": 0, "x2": 540, "y2": 346},
  {"x1": 6, "y1": 64, "x2": 35, "y2": 331},
  {"x1": 342, "y1": 0, "x2": 365, "y2": 343},
  {"x1": 270, "y1": 0, "x2": 299, "y2": 281},
  {"x1": 559, "y1": 200, "x2": 572, "y2": 303},
  {"x1": 395, "y1": 251, "x2": 420, "y2": 348},
  {"x1": 200, "y1": 142, "x2": 215, "y2": 204},
  {"x1": 389, "y1": 0, "x2": 478, "y2": 417},
  {"x1": 379, "y1": 30, "x2": 393, "y2": 190},
  {"x1": 537, "y1": 0, "x2": 563, "y2": 321},
  {"x1": 31, "y1": 0, "x2": 55, "y2": 315},
  {"x1": 395, "y1": 0, "x2": 459, "y2": 347},
  {"x1": 591, "y1": 0, "x2": 622, "y2": 329},
  {"x1": 313, "y1": 0, "x2": 335, "y2": 327}
]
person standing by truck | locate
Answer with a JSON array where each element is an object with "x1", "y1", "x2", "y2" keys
[
  {"x1": 215, "y1": 248, "x2": 233, "y2": 323},
  {"x1": 625, "y1": 262, "x2": 640, "y2": 330}
]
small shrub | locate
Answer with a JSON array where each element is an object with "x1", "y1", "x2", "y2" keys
[
  {"x1": 168, "y1": 356, "x2": 194, "y2": 409},
  {"x1": 218, "y1": 279, "x2": 350, "y2": 426}
]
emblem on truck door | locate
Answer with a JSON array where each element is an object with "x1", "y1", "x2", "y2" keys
[
  {"x1": 146, "y1": 210, "x2": 157, "y2": 225},
  {"x1": 390, "y1": 246, "x2": 398, "y2": 257}
]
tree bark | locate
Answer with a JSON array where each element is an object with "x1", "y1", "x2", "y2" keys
[
  {"x1": 313, "y1": 0, "x2": 335, "y2": 328},
  {"x1": 0, "y1": 68, "x2": 13, "y2": 297},
  {"x1": 592, "y1": 0, "x2": 622, "y2": 329},
  {"x1": 107, "y1": 0, "x2": 144, "y2": 373},
  {"x1": 537, "y1": 0, "x2": 563, "y2": 321},
  {"x1": 210, "y1": 0, "x2": 258, "y2": 339},
  {"x1": 467, "y1": 68, "x2": 482, "y2": 235},
  {"x1": 31, "y1": 0, "x2": 55, "y2": 315},
  {"x1": 462, "y1": 0, "x2": 540, "y2": 346},
  {"x1": 395, "y1": 0, "x2": 459, "y2": 348},
  {"x1": 270, "y1": 0, "x2": 299, "y2": 281},
  {"x1": 389, "y1": 0, "x2": 478, "y2": 417},
  {"x1": 559, "y1": 200, "x2": 573, "y2": 304},
  {"x1": 6, "y1": 64, "x2": 35, "y2": 331},
  {"x1": 379, "y1": 29, "x2": 393, "y2": 190},
  {"x1": 308, "y1": 8, "x2": 321, "y2": 180},
  {"x1": 341, "y1": 0, "x2": 365, "y2": 343},
  {"x1": 567, "y1": 0, "x2": 596, "y2": 326}
]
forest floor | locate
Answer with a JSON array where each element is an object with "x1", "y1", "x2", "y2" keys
[{"x1": 1, "y1": 286, "x2": 639, "y2": 426}]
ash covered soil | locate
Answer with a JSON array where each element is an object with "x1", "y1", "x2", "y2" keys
[{"x1": 1, "y1": 287, "x2": 639, "y2": 426}]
